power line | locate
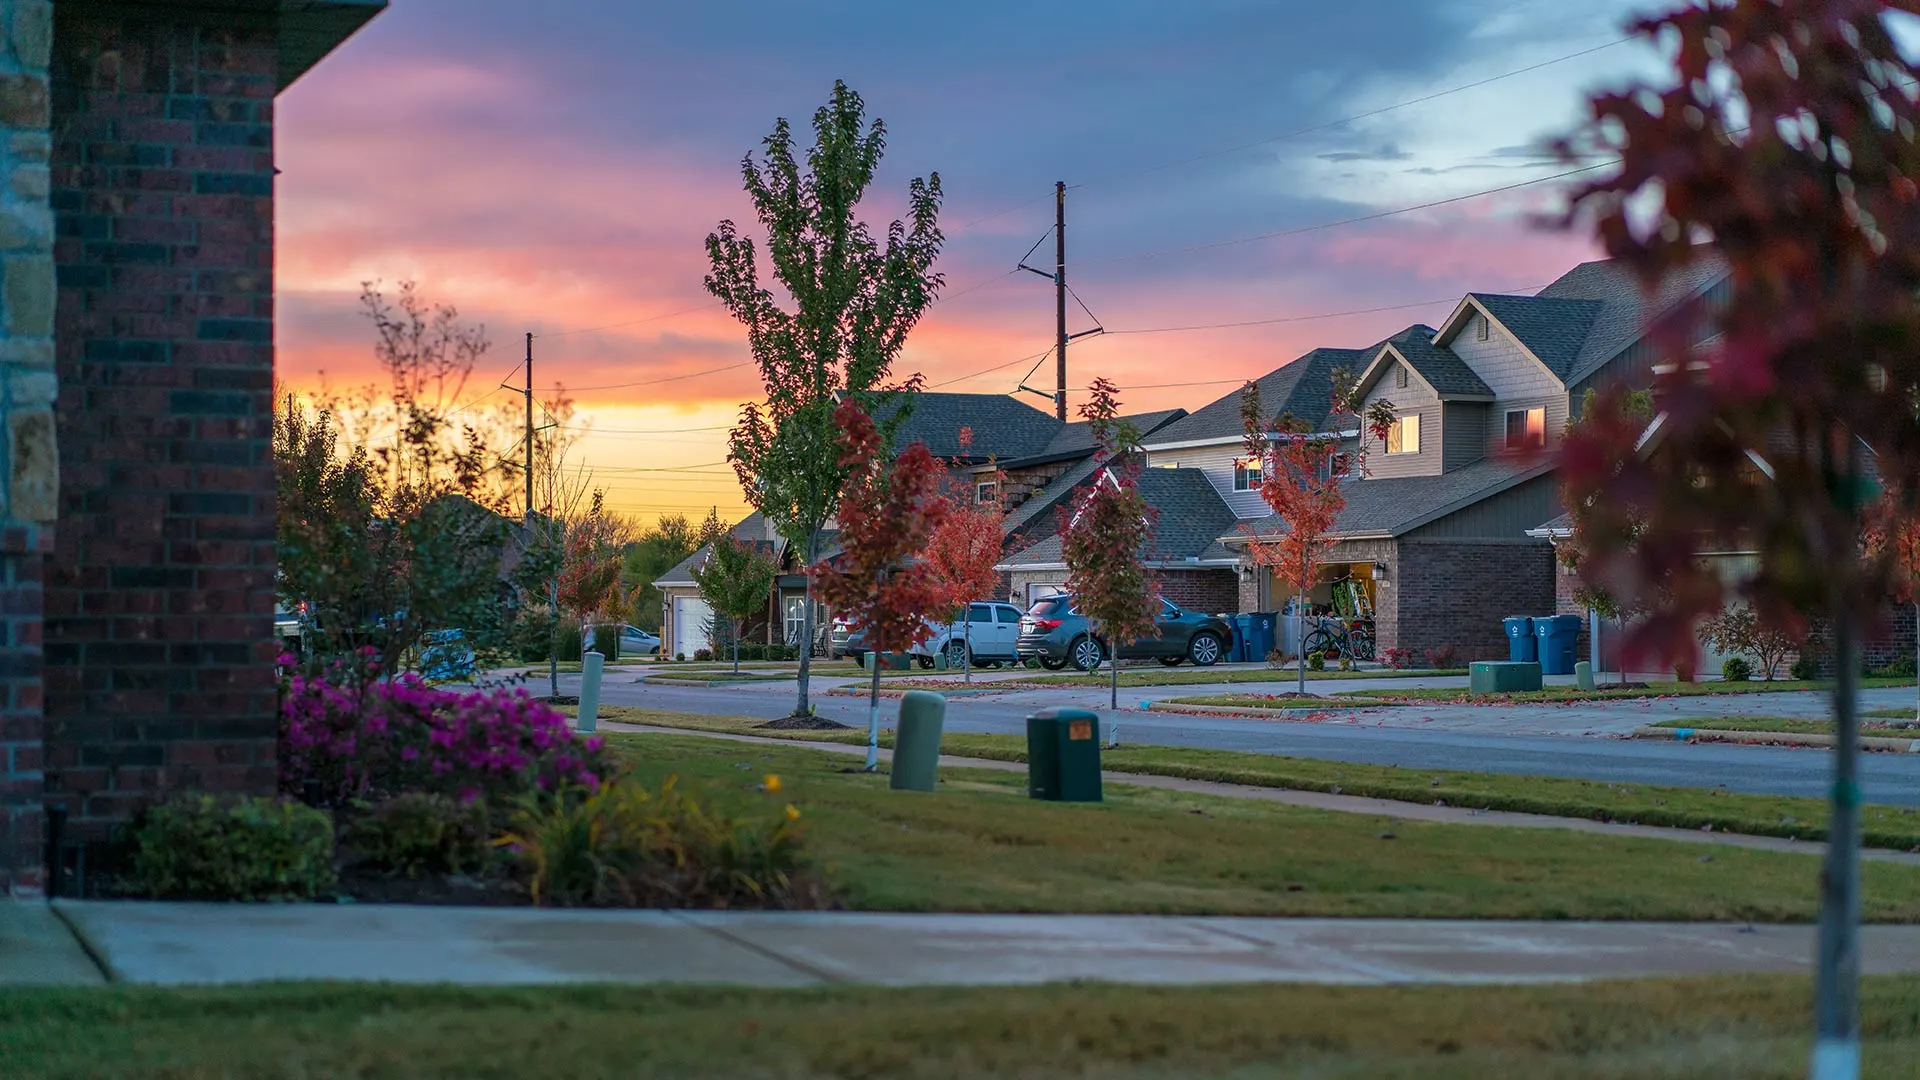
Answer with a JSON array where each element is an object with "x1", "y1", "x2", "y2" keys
[
  {"x1": 566, "y1": 361, "x2": 756, "y2": 394},
  {"x1": 926, "y1": 347, "x2": 1054, "y2": 390},
  {"x1": 1104, "y1": 289, "x2": 1544, "y2": 335},
  {"x1": 534, "y1": 301, "x2": 724, "y2": 339}
]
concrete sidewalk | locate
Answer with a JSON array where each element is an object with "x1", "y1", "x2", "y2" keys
[
  {"x1": 0, "y1": 901, "x2": 106, "y2": 985},
  {"x1": 47, "y1": 902, "x2": 1920, "y2": 988}
]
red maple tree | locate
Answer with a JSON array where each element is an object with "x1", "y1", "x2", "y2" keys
[
  {"x1": 923, "y1": 428, "x2": 1006, "y2": 685},
  {"x1": 1550, "y1": 1, "x2": 1920, "y2": 1067},
  {"x1": 811, "y1": 397, "x2": 952, "y2": 770},
  {"x1": 1060, "y1": 378, "x2": 1159, "y2": 715},
  {"x1": 1863, "y1": 490, "x2": 1920, "y2": 722}
]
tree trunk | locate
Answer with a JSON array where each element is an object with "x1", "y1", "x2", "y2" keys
[
  {"x1": 1912, "y1": 601, "x2": 1917, "y2": 725},
  {"x1": 1296, "y1": 588, "x2": 1307, "y2": 695},
  {"x1": 793, "y1": 529, "x2": 820, "y2": 719},
  {"x1": 1110, "y1": 647, "x2": 1119, "y2": 712},
  {"x1": 548, "y1": 583, "x2": 560, "y2": 699},
  {"x1": 1812, "y1": 608, "x2": 1862, "y2": 1080},
  {"x1": 732, "y1": 617, "x2": 741, "y2": 675},
  {"x1": 865, "y1": 651, "x2": 882, "y2": 772},
  {"x1": 963, "y1": 614, "x2": 972, "y2": 685}
]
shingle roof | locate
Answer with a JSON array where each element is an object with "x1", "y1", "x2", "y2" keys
[
  {"x1": 879, "y1": 392, "x2": 1061, "y2": 461},
  {"x1": 998, "y1": 466, "x2": 1240, "y2": 568},
  {"x1": 1031, "y1": 409, "x2": 1186, "y2": 460},
  {"x1": 1378, "y1": 325, "x2": 1492, "y2": 399},
  {"x1": 1468, "y1": 293, "x2": 1605, "y2": 381},
  {"x1": 1237, "y1": 457, "x2": 1552, "y2": 540},
  {"x1": 1533, "y1": 253, "x2": 1730, "y2": 387},
  {"x1": 1000, "y1": 454, "x2": 1103, "y2": 539},
  {"x1": 1529, "y1": 511, "x2": 1574, "y2": 536},
  {"x1": 1144, "y1": 346, "x2": 1373, "y2": 445},
  {"x1": 653, "y1": 512, "x2": 777, "y2": 587}
]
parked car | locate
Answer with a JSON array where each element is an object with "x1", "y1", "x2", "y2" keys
[
  {"x1": 582, "y1": 623, "x2": 663, "y2": 657},
  {"x1": 1016, "y1": 595, "x2": 1233, "y2": 671},
  {"x1": 840, "y1": 625, "x2": 868, "y2": 664},
  {"x1": 274, "y1": 603, "x2": 303, "y2": 644},
  {"x1": 830, "y1": 616, "x2": 857, "y2": 659},
  {"x1": 419, "y1": 629, "x2": 476, "y2": 681},
  {"x1": 910, "y1": 602, "x2": 1025, "y2": 668}
]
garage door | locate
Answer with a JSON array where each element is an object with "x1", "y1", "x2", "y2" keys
[
  {"x1": 673, "y1": 596, "x2": 713, "y2": 658},
  {"x1": 1026, "y1": 583, "x2": 1065, "y2": 609}
]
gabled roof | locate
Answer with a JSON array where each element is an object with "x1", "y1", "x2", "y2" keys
[
  {"x1": 1027, "y1": 409, "x2": 1187, "y2": 462},
  {"x1": 1144, "y1": 346, "x2": 1373, "y2": 446},
  {"x1": 996, "y1": 466, "x2": 1241, "y2": 570},
  {"x1": 1431, "y1": 293, "x2": 1602, "y2": 384},
  {"x1": 1357, "y1": 324, "x2": 1493, "y2": 401},
  {"x1": 1527, "y1": 511, "x2": 1574, "y2": 539},
  {"x1": 1235, "y1": 457, "x2": 1553, "y2": 541},
  {"x1": 653, "y1": 512, "x2": 778, "y2": 588},
  {"x1": 1533, "y1": 253, "x2": 1731, "y2": 387},
  {"x1": 879, "y1": 392, "x2": 1061, "y2": 462}
]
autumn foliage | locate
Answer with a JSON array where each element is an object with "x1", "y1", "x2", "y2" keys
[{"x1": 1060, "y1": 379, "x2": 1160, "y2": 654}]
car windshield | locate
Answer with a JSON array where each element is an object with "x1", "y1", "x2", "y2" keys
[{"x1": 1028, "y1": 598, "x2": 1062, "y2": 618}]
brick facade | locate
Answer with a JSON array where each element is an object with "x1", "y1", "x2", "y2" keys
[
  {"x1": 43, "y1": 12, "x2": 279, "y2": 862},
  {"x1": 0, "y1": 0, "x2": 56, "y2": 898},
  {"x1": 1391, "y1": 539, "x2": 1555, "y2": 662},
  {"x1": 1157, "y1": 568, "x2": 1236, "y2": 615}
]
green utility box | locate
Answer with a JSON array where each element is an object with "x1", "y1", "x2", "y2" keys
[
  {"x1": 889, "y1": 690, "x2": 947, "y2": 793},
  {"x1": 1469, "y1": 660, "x2": 1543, "y2": 693},
  {"x1": 1026, "y1": 707, "x2": 1103, "y2": 802},
  {"x1": 1575, "y1": 660, "x2": 1596, "y2": 692}
]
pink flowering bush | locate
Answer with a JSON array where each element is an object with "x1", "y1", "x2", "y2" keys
[{"x1": 278, "y1": 650, "x2": 618, "y2": 809}]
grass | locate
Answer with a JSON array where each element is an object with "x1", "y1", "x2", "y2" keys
[
  {"x1": 600, "y1": 733, "x2": 1920, "y2": 920},
  {"x1": 10, "y1": 977, "x2": 1920, "y2": 1079},
  {"x1": 1158, "y1": 692, "x2": 1403, "y2": 710},
  {"x1": 1869, "y1": 706, "x2": 1920, "y2": 720},
  {"x1": 1006, "y1": 666, "x2": 1468, "y2": 688},
  {"x1": 596, "y1": 707, "x2": 1920, "y2": 849},
  {"x1": 1339, "y1": 677, "x2": 1915, "y2": 704},
  {"x1": 1651, "y1": 716, "x2": 1918, "y2": 737}
]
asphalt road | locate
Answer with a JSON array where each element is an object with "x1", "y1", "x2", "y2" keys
[{"x1": 559, "y1": 670, "x2": 1920, "y2": 807}]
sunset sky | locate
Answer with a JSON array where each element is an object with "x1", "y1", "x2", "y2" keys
[{"x1": 274, "y1": 0, "x2": 1671, "y2": 526}]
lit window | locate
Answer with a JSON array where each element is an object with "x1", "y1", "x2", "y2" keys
[
  {"x1": 1504, "y1": 408, "x2": 1546, "y2": 449},
  {"x1": 1385, "y1": 414, "x2": 1420, "y2": 455},
  {"x1": 1232, "y1": 457, "x2": 1263, "y2": 491},
  {"x1": 1394, "y1": 365, "x2": 1408, "y2": 389},
  {"x1": 975, "y1": 481, "x2": 997, "y2": 504}
]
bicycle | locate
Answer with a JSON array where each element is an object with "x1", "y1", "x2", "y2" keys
[{"x1": 1301, "y1": 619, "x2": 1374, "y2": 663}]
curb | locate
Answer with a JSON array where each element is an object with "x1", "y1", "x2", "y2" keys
[
  {"x1": 642, "y1": 676, "x2": 788, "y2": 688},
  {"x1": 825, "y1": 686, "x2": 1005, "y2": 700},
  {"x1": 1143, "y1": 701, "x2": 1387, "y2": 718},
  {"x1": 1634, "y1": 725, "x2": 1920, "y2": 753}
]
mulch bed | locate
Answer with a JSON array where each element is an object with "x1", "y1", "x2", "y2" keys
[
  {"x1": 758, "y1": 714, "x2": 854, "y2": 731},
  {"x1": 541, "y1": 695, "x2": 580, "y2": 706},
  {"x1": 331, "y1": 869, "x2": 528, "y2": 907}
]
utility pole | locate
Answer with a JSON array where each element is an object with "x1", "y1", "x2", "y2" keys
[
  {"x1": 1054, "y1": 180, "x2": 1067, "y2": 422},
  {"x1": 524, "y1": 332, "x2": 534, "y2": 523}
]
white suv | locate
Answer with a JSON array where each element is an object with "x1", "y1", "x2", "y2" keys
[{"x1": 910, "y1": 602, "x2": 1026, "y2": 668}]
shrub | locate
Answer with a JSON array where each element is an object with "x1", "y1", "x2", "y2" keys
[
  {"x1": 1879, "y1": 654, "x2": 1918, "y2": 679},
  {"x1": 498, "y1": 776, "x2": 831, "y2": 909},
  {"x1": 675, "y1": 652, "x2": 686, "y2": 662},
  {"x1": 1382, "y1": 647, "x2": 1413, "y2": 670},
  {"x1": 693, "y1": 648, "x2": 713, "y2": 662},
  {"x1": 1425, "y1": 644, "x2": 1460, "y2": 670},
  {"x1": 344, "y1": 792, "x2": 492, "y2": 878},
  {"x1": 1721, "y1": 656, "x2": 1753, "y2": 682},
  {"x1": 1307, "y1": 651, "x2": 1326, "y2": 671},
  {"x1": 589, "y1": 623, "x2": 620, "y2": 659},
  {"x1": 279, "y1": 653, "x2": 619, "y2": 809},
  {"x1": 1790, "y1": 653, "x2": 1819, "y2": 681},
  {"x1": 556, "y1": 620, "x2": 584, "y2": 663},
  {"x1": 123, "y1": 795, "x2": 336, "y2": 901},
  {"x1": 1265, "y1": 649, "x2": 1294, "y2": 669}
]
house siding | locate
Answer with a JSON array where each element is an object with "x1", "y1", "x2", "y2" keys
[
  {"x1": 1448, "y1": 310, "x2": 1568, "y2": 453},
  {"x1": 1405, "y1": 474, "x2": 1563, "y2": 540},
  {"x1": 1362, "y1": 363, "x2": 1441, "y2": 478},
  {"x1": 1141, "y1": 444, "x2": 1268, "y2": 519},
  {"x1": 1442, "y1": 402, "x2": 1488, "y2": 470}
]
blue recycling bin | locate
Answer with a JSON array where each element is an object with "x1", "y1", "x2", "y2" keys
[
  {"x1": 1229, "y1": 614, "x2": 1253, "y2": 663},
  {"x1": 1534, "y1": 615, "x2": 1582, "y2": 676},
  {"x1": 1503, "y1": 617, "x2": 1537, "y2": 663},
  {"x1": 1246, "y1": 612, "x2": 1278, "y2": 664}
]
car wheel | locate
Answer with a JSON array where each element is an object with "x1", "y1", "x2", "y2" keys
[
  {"x1": 1189, "y1": 632, "x2": 1223, "y2": 667},
  {"x1": 1158, "y1": 656, "x2": 1184, "y2": 667},
  {"x1": 946, "y1": 640, "x2": 970, "y2": 670},
  {"x1": 1039, "y1": 656, "x2": 1068, "y2": 671},
  {"x1": 1070, "y1": 635, "x2": 1104, "y2": 672},
  {"x1": 915, "y1": 654, "x2": 934, "y2": 670}
]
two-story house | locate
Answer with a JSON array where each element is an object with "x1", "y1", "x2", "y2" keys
[
  {"x1": 1001, "y1": 255, "x2": 1731, "y2": 661},
  {"x1": 652, "y1": 392, "x2": 1185, "y2": 657}
]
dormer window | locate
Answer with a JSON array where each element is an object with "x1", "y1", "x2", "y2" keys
[
  {"x1": 1232, "y1": 457, "x2": 1263, "y2": 491},
  {"x1": 1385, "y1": 414, "x2": 1420, "y2": 455},
  {"x1": 1394, "y1": 365, "x2": 1408, "y2": 389},
  {"x1": 1505, "y1": 407, "x2": 1546, "y2": 449}
]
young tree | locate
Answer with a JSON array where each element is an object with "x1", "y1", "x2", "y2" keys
[
  {"x1": 557, "y1": 492, "x2": 637, "y2": 643},
  {"x1": 1863, "y1": 491, "x2": 1920, "y2": 720},
  {"x1": 624, "y1": 514, "x2": 699, "y2": 631},
  {"x1": 1558, "y1": 389, "x2": 1656, "y2": 687},
  {"x1": 924, "y1": 429, "x2": 1006, "y2": 684},
  {"x1": 276, "y1": 282, "x2": 514, "y2": 679},
  {"x1": 1238, "y1": 373, "x2": 1390, "y2": 693},
  {"x1": 1551, "y1": 4, "x2": 1920, "y2": 1072},
  {"x1": 706, "y1": 80, "x2": 946, "y2": 722},
  {"x1": 811, "y1": 398, "x2": 951, "y2": 770},
  {"x1": 1060, "y1": 379, "x2": 1160, "y2": 716},
  {"x1": 691, "y1": 510, "x2": 780, "y2": 675}
]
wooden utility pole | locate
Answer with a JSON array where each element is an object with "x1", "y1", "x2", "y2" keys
[
  {"x1": 1054, "y1": 181, "x2": 1067, "y2": 421},
  {"x1": 524, "y1": 332, "x2": 535, "y2": 523}
]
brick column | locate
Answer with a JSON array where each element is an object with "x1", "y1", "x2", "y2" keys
[
  {"x1": 45, "y1": 12, "x2": 278, "y2": 858},
  {"x1": 0, "y1": 0, "x2": 55, "y2": 898}
]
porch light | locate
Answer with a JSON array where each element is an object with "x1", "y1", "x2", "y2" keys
[{"x1": 1372, "y1": 560, "x2": 1388, "y2": 578}]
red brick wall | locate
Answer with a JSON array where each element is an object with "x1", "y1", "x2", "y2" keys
[
  {"x1": 44, "y1": 15, "x2": 279, "y2": 851},
  {"x1": 0, "y1": 528, "x2": 48, "y2": 895},
  {"x1": 1157, "y1": 569, "x2": 1236, "y2": 616},
  {"x1": 1393, "y1": 540, "x2": 1556, "y2": 662}
]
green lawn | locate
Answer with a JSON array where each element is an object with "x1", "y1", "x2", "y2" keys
[
  {"x1": 8, "y1": 977, "x2": 1920, "y2": 1079},
  {"x1": 597, "y1": 707, "x2": 1920, "y2": 849},
  {"x1": 1006, "y1": 666, "x2": 1467, "y2": 688},
  {"x1": 1867, "y1": 706, "x2": 1920, "y2": 722},
  {"x1": 601, "y1": 732, "x2": 1920, "y2": 920},
  {"x1": 1159, "y1": 692, "x2": 1402, "y2": 710},
  {"x1": 1339, "y1": 677, "x2": 1914, "y2": 704},
  {"x1": 1650, "y1": 716, "x2": 1917, "y2": 737}
]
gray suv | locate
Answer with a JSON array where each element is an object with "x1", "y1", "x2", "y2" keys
[{"x1": 1016, "y1": 594, "x2": 1234, "y2": 671}]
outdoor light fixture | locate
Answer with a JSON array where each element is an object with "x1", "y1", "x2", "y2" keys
[{"x1": 1373, "y1": 561, "x2": 1388, "y2": 576}]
